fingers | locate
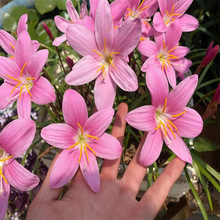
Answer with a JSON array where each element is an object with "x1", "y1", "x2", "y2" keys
[
  {"x1": 101, "y1": 103, "x2": 128, "y2": 178},
  {"x1": 33, "y1": 151, "x2": 63, "y2": 202},
  {"x1": 140, "y1": 157, "x2": 186, "y2": 218},
  {"x1": 121, "y1": 133, "x2": 147, "y2": 197}
]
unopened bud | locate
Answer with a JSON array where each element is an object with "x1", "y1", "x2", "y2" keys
[
  {"x1": 66, "y1": 56, "x2": 74, "y2": 70},
  {"x1": 42, "y1": 22, "x2": 54, "y2": 40}
]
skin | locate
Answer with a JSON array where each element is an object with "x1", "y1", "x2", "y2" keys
[{"x1": 26, "y1": 103, "x2": 186, "y2": 220}]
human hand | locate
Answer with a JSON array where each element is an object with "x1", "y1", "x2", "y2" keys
[{"x1": 26, "y1": 103, "x2": 186, "y2": 220}]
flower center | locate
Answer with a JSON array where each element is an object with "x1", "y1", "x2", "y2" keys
[
  {"x1": 68, "y1": 123, "x2": 98, "y2": 167},
  {"x1": 6, "y1": 62, "x2": 35, "y2": 100},
  {"x1": 163, "y1": 4, "x2": 182, "y2": 26},
  {"x1": 156, "y1": 41, "x2": 178, "y2": 70},
  {"x1": 92, "y1": 38, "x2": 119, "y2": 79},
  {"x1": 155, "y1": 97, "x2": 186, "y2": 143}
]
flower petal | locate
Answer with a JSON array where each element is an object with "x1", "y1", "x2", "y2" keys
[
  {"x1": 138, "y1": 40, "x2": 157, "y2": 57},
  {"x1": 0, "y1": 119, "x2": 36, "y2": 158},
  {"x1": 113, "y1": 18, "x2": 142, "y2": 57},
  {"x1": 41, "y1": 123, "x2": 77, "y2": 149},
  {"x1": 180, "y1": 14, "x2": 199, "y2": 32},
  {"x1": 110, "y1": 58, "x2": 138, "y2": 91},
  {"x1": 166, "y1": 75, "x2": 198, "y2": 112},
  {"x1": 54, "y1": 15, "x2": 71, "y2": 32},
  {"x1": 31, "y1": 76, "x2": 56, "y2": 105},
  {"x1": 126, "y1": 105, "x2": 157, "y2": 131},
  {"x1": 4, "y1": 159, "x2": 39, "y2": 191},
  {"x1": 63, "y1": 89, "x2": 88, "y2": 129},
  {"x1": 145, "y1": 65, "x2": 169, "y2": 107},
  {"x1": 172, "y1": 107, "x2": 203, "y2": 138},
  {"x1": 84, "y1": 108, "x2": 114, "y2": 138},
  {"x1": 65, "y1": 55, "x2": 99, "y2": 85},
  {"x1": 165, "y1": 65, "x2": 176, "y2": 88},
  {"x1": 172, "y1": 46, "x2": 190, "y2": 58},
  {"x1": 95, "y1": 0, "x2": 114, "y2": 53},
  {"x1": 89, "y1": 133, "x2": 122, "y2": 159},
  {"x1": 172, "y1": 58, "x2": 192, "y2": 74},
  {"x1": 94, "y1": 73, "x2": 116, "y2": 110},
  {"x1": 0, "y1": 30, "x2": 16, "y2": 55},
  {"x1": 66, "y1": 0, "x2": 79, "y2": 22},
  {"x1": 111, "y1": 0, "x2": 128, "y2": 22},
  {"x1": 139, "y1": 130, "x2": 163, "y2": 167},
  {"x1": 17, "y1": 92, "x2": 31, "y2": 119},
  {"x1": 0, "y1": 180, "x2": 10, "y2": 220},
  {"x1": 17, "y1": 14, "x2": 28, "y2": 35},
  {"x1": 53, "y1": 34, "x2": 67, "y2": 46},
  {"x1": 80, "y1": 151, "x2": 100, "y2": 193},
  {"x1": 50, "y1": 149, "x2": 80, "y2": 189},
  {"x1": 66, "y1": 24, "x2": 98, "y2": 56},
  {"x1": 174, "y1": 0, "x2": 193, "y2": 15},
  {"x1": 153, "y1": 12, "x2": 167, "y2": 32}
]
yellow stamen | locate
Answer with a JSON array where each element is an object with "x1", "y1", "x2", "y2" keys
[
  {"x1": 0, "y1": 168, "x2": 8, "y2": 184},
  {"x1": 11, "y1": 82, "x2": 21, "y2": 94},
  {"x1": 9, "y1": 55, "x2": 15, "y2": 59},
  {"x1": 162, "y1": 97, "x2": 167, "y2": 113},
  {"x1": 9, "y1": 43, "x2": 15, "y2": 50},
  {"x1": 108, "y1": 52, "x2": 119, "y2": 56},
  {"x1": 170, "y1": 4, "x2": 175, "y2": 15},
  {"x1": 167, "y1": 46, "x2": 178, "y2": 54},
  {"x1": 137, "y1": 0, "x2": 145, "y2": 11},
  {"x1": 104, "y1": 37, "x2": 107, "y2": 54},
  {"x1": 156, "y1": 54, "x2": 163, "y2": 58},
  {"x1": 86, "y1": 134, "x2": 99, "y2": 140},
  {"x1": 25, "y1": 84, "x2": 32, "y2": 97},
  {"x1": 143, "y1": 20, "x2": 150, "y2": 27},
  {"x1": 85, "y1": 143, "x2": 96, "y2": 156},
  {"x1": 84, "y1": 146, "x2": 89, "y2": 163},
  {"x1": 0, "y1": 156, "x2": 12, "y2": 162},
  {"x1": 172, "y1": 13, "x2": 182, "y2": 16},
  {"x1": 92, "y1": 49, "x2": 104, "y2": 57},
  {"x1": 68, "y1": 142, "x2": 79, "y2": 150},
  {"x1": 114, "y1": 26, "x2": 118, "y2": 29},
  {"x1": 19, "y1": 85, "x2": 24, "y2": 99},
  {"x1": 172, "y1": 110, "x2": 187, "y2": 118},
  {"x1": 77, "y1": 122, "x2": 84, "y2": 135},
  {"x1": 160, "y1": 121, "x2": 167, "y2": 138},
  {"x1": 166, "y1": 122, "x2": 176, "y2": 139},
  {"x1": 155, "y1": 121, "x2": 162, "y2": 130},
  {"x1": 140, "y1": 37, "x2": 146, "y2": 41},
  {"x1": 6, "y1": 74, "x2": 21, "y2": 82},
  {"x1": 127, "y1": 8, "x2": 133, "y2": 14},
  {"x1": 168, "y1": 54, "x2": 178, "y2": 59},
  {"x1": 163, "y1": 41, "x2": 166, "y2": 50},
  {"x1": 78, "y1": 146, "x2": 82, "y2": 164},
  {"x1": 26, "y1": 77, "x2": 35, "y2": 80},
  {"x1": 96, "y1": 64, "x2": 105, "y2": 73},
  {"x1": 109, "y1": 59, "x2": 116, "y2": 69},
  {"x1": 167, "y1": 59, "x2": 172, "y2": 67},
  {"x1": 20, "y1": 62, "x2": 27, "y2": 77},
  {"x1": 139, "y1": 5, "x2": 149, "y2": 12},
  {"x1": 167, "y1": 119, "x2": 178, "y2": 132},
  {"x1": 165, "y1": 10, "x2": 169, "y2": 16}
]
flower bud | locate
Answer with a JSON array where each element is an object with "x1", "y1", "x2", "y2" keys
[{"x1": 42, "y1": 22, "x2": 54, "y2": 40}]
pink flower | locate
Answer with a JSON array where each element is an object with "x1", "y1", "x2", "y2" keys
[
  {"x1": 53, "y1": 0, "x2": 94, "y2": 46},
  {"x1": 138, "y1": 20, "x2": 192, "y2": 88},
  {"x1": 41, "y1": 89, "x2": 122, "y2": 192},
  {"x1": 126, "y1": 65, "x2": 203, "y2": 166},
  {"x1": 65, "y1": 0, "x2": 142, "y2": 110},
  {"x1": 0, "y1": 14, "x2": 39, "y2": 59},
  {"x1": 0, "y1": 31, "x2": 56, "y2": 118},
  {"x1": 0, "y1": 119, "x2": 39, "y2": 219},
  {"x1": 153, "y1": 0, "x2": 199, "y2": 33},
  {"x1": 202, "y1": 41, "x2": 219, "y2": 67}
]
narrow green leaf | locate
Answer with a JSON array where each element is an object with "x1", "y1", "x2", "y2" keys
[
  {"x1": 193, "y1": 137, "x2": 220, "y2": 152},
  {"x1": 197, "y1": 62, "x2": 212, "y2": 86}
]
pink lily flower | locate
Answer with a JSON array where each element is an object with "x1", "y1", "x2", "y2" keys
[
  {"x1": 0, "y1": 119, "x2": 39, "y2": 219},
  {"x1": 153, "y1": 0, "x2": 199, "y2": 33},
  {"x1": 65, "y1": 0, "x2": 142, "y2": 110},
  {"x1": 0, "y1": 14, "x2": 39, "y2": 59},
  {"x1": 124, "y1": 0, "x2": 158, "y2": 36},
  {"x1": 41, "y1": 89, "x2": 122, "y2": 192},
  {"x1": 138, "y1": 20, "x2": 192, "y2": 88},
  {"x1": 53, "y1": 0, "x2": 94, "y2": 46},
  {"x1": 0, "y1": 31, "x2": 56, "y2": 118},
  {"x1": 126, "y1": 65, "x2": 203, "y2": 166}
]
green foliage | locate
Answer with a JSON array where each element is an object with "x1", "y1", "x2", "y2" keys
[{"x1": 193, "y1": 137, "x2": 220, "y2": 152}]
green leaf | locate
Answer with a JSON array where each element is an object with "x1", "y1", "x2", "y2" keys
[
  {"x1": 55, "y1": 0, "x2": 67, "y2": 10},
  {"x1": 193, "y1": 137, "x2": 220, "y2": 152},
  {"x1": 35, "y1": 0, "x2": 56, "y2": 14},
  {"x1": 71, "y1": 0, "x2": 79, "y2": 7},
  {"x1": 27, "y1": 9, "x2": 39, "y2": 27}
]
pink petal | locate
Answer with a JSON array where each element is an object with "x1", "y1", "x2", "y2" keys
[
  {"x1": 145, "y1": 65, "x2": 169, "y2": 107},
  {"x1": 17, "y1": 14, "x2": 28, "y2": 35},
  {"x1": 153, "y1": 12, "x2": 167, "y2": 32},
  {"x1": 32, "y1": 40, "x2": 40, "y2": 52},
  {"x1": 172, "y1": 58, "x2": 192, "y2": 74},
  {"x1": 80, "y1": 151, "x2": 100, "y2": 192},
  {"x1": 89, "y1": 0, "x2": 100, "y2": 19},
  {"x1": 63, "y1": 89, "x2": 88, "y2": 130},
  {"x1": 31, "y1": 76, "x2": 56, "y2": 105},
  {"x1": 4, "y1": 159, "x2": 39, "y2": 191},
  {"x1": 66, "y1": 24, "x2": 98, "y2": 56},
  {"x1": 110, "y1": 58, "x2": 138, "y2": 91},
  {"x1": 0, "y1": 30, "x2": 16, "y2": 55},
  {"x1": 94, "y1": 73, "x2": 116, "y2": 110},
  {"x1": 80, "y1": 0, "x2": 88, "y2": 19},
  {"x1": 111, "y1": 0, "x2": 128, "y2": 22},
  {"x1": 89, "y1": 133, "x2": 122, "y2": 159},
  {"x1": 172, "y1": 107, "x2": 203, "y2": 138},
  {"x1": 164, "y1": 130, "x2": 192, "y2": 164},
  {"x1": 172, "y1": 46, "x2": 190, "y2": 58},
  {"x1": 138, "y1": 40, "x2": 157, "y2": 57},
  {"x1": 139, "y1": 130, "x2": 163, "y2": 167},
  {"x1": 0, "y1": 180, "x2": 10, "y2": 220},
  {"x1": 180, "y1": 14, "x2": 199, "y2": 32},
  {"x1": 166, "y1": 75, "x2": 198, "y2": 112},
  {"x1": 50, "y1": 149, "x2": 80, "y2": 189},
  {"x1": 165, "y1": 65, "x2": 176, "y2": 88},
  {"x1": 158, "y1": 0, "x2": 167, "y2": 14},
  {"x1": 0, "y1": 119, "x2": 36, "y2": 158},
  {"x1": 41, "y1": 123, "x2": 77, "y2": 149},
  {"x1": 54, "y1": 15, "x2": 71, "y2": 32},
  {"x1": 84, "y1": 108, "x2": 114, "y2": 138},
  {"x1": 95, "y1": 0, "x2": 114, "y2": 53},
  {"x1": 65, "y1": 55, "x2": 99, "y2": 85},
  {"x1": 17, "y1": 92, "x2": 31, "y2": 119},
  {"x1": 53, "y1": 34, "x2": 67, "y2": 46},
  {"x1": 81, "y1": 16, "x2": 95, "y2": 32},
  {"x1": 66, "y1": 0, "x2": 79, "y2": 22},
  {"x1": 126, "y1": 105, "x2": 157, "y2": 131},
  {"x1": 141, "y1": 56, "x2": 160, "y2": 72},
  {"x1": 174, "y1": 0, "x2": 193, "y2": 15},
  {"x1": 15, "y1": 31, "x2": 33, "y2": 69},
  {"x1": 0, "y1": 83, "x2": 18, "y2": 109},
  {"x1": 26, "y1": 49, "x2": 48, "y2": 78},
  {"x1": 113, "y1": 18, "x2": 142, "y2": 57}
]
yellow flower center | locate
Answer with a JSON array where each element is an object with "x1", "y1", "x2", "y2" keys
[{"x1": 163, "y1": 4, "x2": 182, "y2": 26}]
